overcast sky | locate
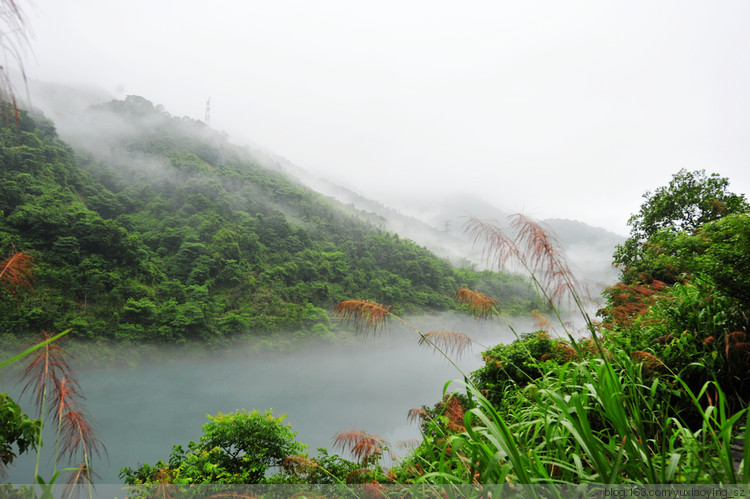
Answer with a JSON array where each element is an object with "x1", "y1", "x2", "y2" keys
[{"x1": 17, "y1": 0, "x2": 750, "y2": 235}]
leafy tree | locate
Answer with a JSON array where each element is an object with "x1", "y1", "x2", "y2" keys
[
  {"x1": 0, "y1": 383, "x2": 41, "y2": 474},
  {"x1": 614, "y1": 169, "x2": 749, "y2": 281},
  {"x1": 120, "y1": 409, "x2": 305, "y2": 484}
]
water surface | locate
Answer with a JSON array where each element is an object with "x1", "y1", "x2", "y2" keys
[{"x1": 3, "y1": 317, "x2": 521, "y2": 484}]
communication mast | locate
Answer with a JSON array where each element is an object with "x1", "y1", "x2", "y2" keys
[{"x1": 204, "y1": 97, "x2": 211, "y2": 124}]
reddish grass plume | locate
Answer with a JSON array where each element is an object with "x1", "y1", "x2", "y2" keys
[
  {"x1": 454, "y1": 288, "x2": 497, "y2": 320},
  {"x1": 418, "y1": 330, "x2": 472, "y2": 358},
  {"x1": 333, "y1": 300, "x2": 392, "y2": 335},
  {"x1": 0, "y1": 248, "x2": 34, "y2": 298},
  {"x1": 332, "y1": 430, "x2": 385, "y2": 465}
]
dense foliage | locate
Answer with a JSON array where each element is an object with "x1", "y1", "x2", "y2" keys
[
  {"x1": 0, "y1": 393, "x2": 40, "y2": 471},
  {"x1": 0, "y1": 98, "x2": 537, "y2": 345},
  {"x1": 613, "y1": 169, "x2": 749, "y2": 283},
  {"x1": 120, "y1": 410, "x2": 304, "y2": 484}
]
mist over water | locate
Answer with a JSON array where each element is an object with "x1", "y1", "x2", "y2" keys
[{"x1": 2, "y1": 314, "x2": 536, "y2": 484}]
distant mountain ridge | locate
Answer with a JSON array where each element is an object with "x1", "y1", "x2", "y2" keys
[
  {"x1": 22, "y1": 78, "x2": 624, "y2": 288},
  {"x1": 277, "y1": 171, "x2": 624, "y2": 291}
]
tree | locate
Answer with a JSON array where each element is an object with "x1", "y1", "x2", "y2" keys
[
  {"x1": 121, "y1": 409, "x2": 305, "y2": 484},
  {"x1": 614, "y1": 169, "x2": 749, "y2": 281},
  {"x1": 0, "y1": 393, "x2": 40, "y2": 473},
  {"x1": 648, "y1": 213, "x2": 750, "y2": 307}
]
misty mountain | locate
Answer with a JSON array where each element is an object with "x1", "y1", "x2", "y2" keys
[
  {"x1": 282, "y1": 174, "x2": 624, "y2": 292},
  {"x1": 23, "y1": 78, "x2": 623, "y2": 292},
  {"x1": 0, "y1": 96, "x2": 541, "y2": 344}
]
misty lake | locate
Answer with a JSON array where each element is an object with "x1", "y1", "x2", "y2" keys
[{"x1": 2, "y1": 315, "x2": 524, "y2": 484}]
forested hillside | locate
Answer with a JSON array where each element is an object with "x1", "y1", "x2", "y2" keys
[{"x1": 0, "y1": 97, "x2": 538, "y2": 344}]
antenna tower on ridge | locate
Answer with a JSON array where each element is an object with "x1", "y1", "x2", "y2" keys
[{"x1": 204, "y1": 97, "x2": 211, "y2": 124}]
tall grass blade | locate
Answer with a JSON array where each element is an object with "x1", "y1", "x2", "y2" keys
[
  {"x1": 743, "y1": 408, "x2": 749, "y2": 483},
  {"x1": 0, "y1": 329, "x2": 70, "y2": 369}
]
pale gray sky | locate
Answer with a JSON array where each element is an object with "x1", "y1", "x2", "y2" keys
[{"x1": 19, "y1": 0, "x2": 750, "y2": 235}]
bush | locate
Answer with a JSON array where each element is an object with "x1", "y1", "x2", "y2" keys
[
  {"x1": 121, "y1": 409, "x2": 305, "y2": 484},
  {"x1": 471, "y1": 330, "x2": 578, "y2": 407}
]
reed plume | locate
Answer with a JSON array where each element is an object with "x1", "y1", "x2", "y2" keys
[
  {"x1": 332, "y1": 430, "x2": 385, "y2": 465},
  {"x1": 464, "y1": 214, "x2": 604, "y2": 362},
  {"x1": 333, "y1": 300, "x2": 392, "y2": 335},
  {"x1": 454, "y1": 288, "x2": 497, "y2": 320},
  {"x1": 531, "y1": 310, "x2": 552, "y2": 331},
  {"x1": 17, "y1": 332, "x2": 104, "y2": 482},
  {"x1": 0, "y1": 0, "x2": 31, "y2": 107},
  {"x1": 63, "y1": 462, "x2": 98, "y2": 499},
  {"x1": 18, "y1": 332, "x2": 75, "y2": 418},
  {"x1": 57, "y1": 400, "x2": 104, "y2": 465},
  {"x1": 0, "y1": 248, "x2": 34, "y2": 298},
  {"x1": 393, "y1": 439, "x2": 420, "y2": 451},
  {"x1": 418, "y1": 330, "x2": 472, "y2": 358},
  {"x1": 465, "y1": 215, "x2": 590, "y2": 317},
  {"x1": 511, "y1": 213, "x2": 589, "y2": 310},
  {"x1": 407, "y1": 408, "x2": 428, "y2": 425},
  {"x1": 463, "y1": 217, "x2": 516, "y2": 271}
]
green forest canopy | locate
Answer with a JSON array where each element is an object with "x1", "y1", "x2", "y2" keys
[{"x1": 0, "y1": 97, "x2": 540, "y2": 345}]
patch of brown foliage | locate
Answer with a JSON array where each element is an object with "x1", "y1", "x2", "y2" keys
[
  {"x1": 601, "y1": 279, "x2": 667, "y2": 328},
  {"x1": 631, "y1": 351, "x2": 666, "y2": 374},
  {"x1": 443, "y1": 396, "x2": 466, "y2": 433},
  {"x1": 282, "y1": 455, "x2": 318, "y2": 475}
]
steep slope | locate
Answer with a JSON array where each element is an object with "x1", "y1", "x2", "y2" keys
[{"x1": 0, "y1": 98, "x2": 539, "y2": 344}]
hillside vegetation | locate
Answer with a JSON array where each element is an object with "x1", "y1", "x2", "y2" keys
[{"x1": 0, "y1": 98, "x2": 538, "y2": 345}]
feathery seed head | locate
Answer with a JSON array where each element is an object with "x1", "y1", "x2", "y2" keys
[
  {"x1": 407, "y1": 408, "x2": 428, "y2": 425},
  {"x1": 58, "y1": 406, "x2": 104, "y2": 463},
  {"x1": 18, "y1": 332, "x2": 75, "y2": 418},
  {"x1": 455, "y1": 289, "x2": 497, "y2": 320},
  {"x1": 333, "y1": 300, "x2": 392, "y2": 335},
  {"x1": 332, "y1": 430, "x2": 385, "y2": 464},
  {"x1": 418, "y1": 330, "x2": 472, "y2": 358},
  {"x1": 0, "y1": 248, "x2": 34, "y2": 298}
]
